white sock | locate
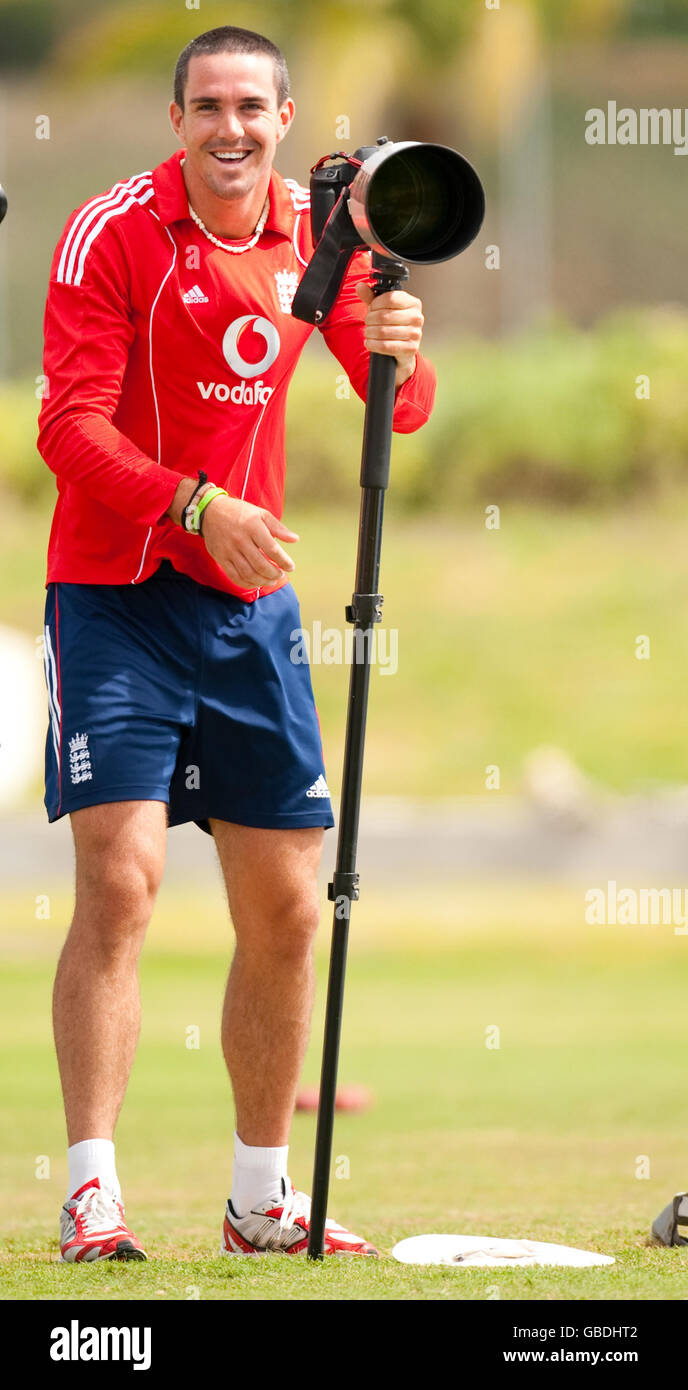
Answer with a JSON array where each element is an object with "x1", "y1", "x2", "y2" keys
[
  {"x1": 67, "y1": 1139, "x2": 121, "y2": 1203},
  {"x1": 230, "y1": 1132, "x2": 288, "y2": 1217}
]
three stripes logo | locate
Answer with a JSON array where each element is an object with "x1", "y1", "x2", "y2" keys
[
  {"x1": 56, "y1": 170, "x2": 155, "y2": 287},
  {"x1": 283, "y1": 179, "x2": 310, "y2": 214},
  {"x1": 55, "y1": 171, "x2": 310, "y2": 292},
  {"x1": 182, "y1": 284, "x2": 209, "y2": 304},
  {"x1": 283, "y1": 179, "x2": 310, "y2": 270},
  {"x1": 43, "y1": 623, "x2": 61, "y2": 769},
  {"x1": 306, "y1": 774, "x2": 330, "y2": 799}
]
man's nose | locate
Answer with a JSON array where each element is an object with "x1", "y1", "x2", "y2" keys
[{"x1": 216, "y1": 109, "x2": 246, "y2": 141}]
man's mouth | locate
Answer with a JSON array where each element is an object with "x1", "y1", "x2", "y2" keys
[{"x1": 209, "y1": 150, "x2": 253, "y2": 165}]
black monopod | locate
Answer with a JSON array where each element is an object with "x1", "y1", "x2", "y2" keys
[{"x1": 291, "y1": 137, "x2": 485, "y2": 1259}]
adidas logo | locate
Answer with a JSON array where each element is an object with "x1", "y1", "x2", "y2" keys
[
  {"x1": 306, "y1": 774, "x2": 330, "y2": 799},
  {"x1": 182, "y1": 284, "x2": 209, "y2": 304}
]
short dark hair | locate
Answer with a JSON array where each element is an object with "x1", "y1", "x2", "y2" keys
[{"x1": 174, "y1": 26, "x2": 290, "y2": 111}]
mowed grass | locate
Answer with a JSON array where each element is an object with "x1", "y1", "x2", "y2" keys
[
  {"x1": 7, "y1": 492, "x2": 688, "y2": 800},
  {"x1": 2, "y1": 880, "x2": 688, "y2": 1300}
]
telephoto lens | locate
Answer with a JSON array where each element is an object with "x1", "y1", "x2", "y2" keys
[{"x1": 348, "y1": 142, "x2": 484, "y2": 264}]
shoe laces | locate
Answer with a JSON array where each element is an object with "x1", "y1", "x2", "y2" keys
[
  {"x1": 74, "y1": 1185, "x2": 123, "y2": 1236},
  {"x1": 276, "y1": 1185, "x2": 341, "y2": 1236},
  {"x1": 278, "y1": 1184, "x2": 311, "y2": 1232}
]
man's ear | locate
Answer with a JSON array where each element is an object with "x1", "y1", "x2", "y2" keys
[
  {"x1": 169, "y1": 101, "x2": 184, "y2": 141},
  {"x1": 276, "y1": 99, "x2": 295, "y2": 142}
]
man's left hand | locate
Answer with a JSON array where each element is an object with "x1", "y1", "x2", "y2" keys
[{"x1": 355, "y1": 282, "x2": 425, "y2": 391}]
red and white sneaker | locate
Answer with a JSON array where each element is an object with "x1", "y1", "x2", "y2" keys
[
  {"x1": 221, "y1": 1177, "x2": 379, "y2": 1257},
  {"x1": 59, "y1": 1178, "x2": 147, "y2": 1262}
]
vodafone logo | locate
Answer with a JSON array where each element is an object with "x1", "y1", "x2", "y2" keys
[
  {"x1": 222, "y1": 315, "x2": 280, "y2": 378},
  {"x1": 197, "y1": 379, "x2": 273, "y2": 406},
  {"x1": 196, "y1": 315, "x2": 279, "y2": 407}
]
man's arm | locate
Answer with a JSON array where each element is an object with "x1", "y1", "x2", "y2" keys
[
  {"x1": 317, "y1": 247, "x2": 436, "y2": 433},
  {"x1": 353, "y1": 281, "x2": 423, "y2": 392},
  {"x1": 162, "y1": 475, "x2": 299, "y2": 588},
  {"x1": 38, "y1": 222, "x2": 186, "y2": 528}
]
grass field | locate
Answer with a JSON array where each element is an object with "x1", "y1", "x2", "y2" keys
[
  {"x1": 4, "y1": 495, "x2": 688, "y2": 1300},
  {"x1": 2, "y1": 878, "x2": 688, "y2": 1301}
]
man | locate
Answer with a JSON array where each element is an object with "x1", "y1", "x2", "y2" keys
[{"x1": 38, "y1": 25, "x2": 435, "y2": 1261}]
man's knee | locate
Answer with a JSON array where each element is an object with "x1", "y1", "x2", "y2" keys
[
  {"x1": 70, "y1": 801, "x2": 166, "y2": 938},
  {"x1": 239, "y1": 887, "x2": 321, "y2": 960},
  {"x1": 213, "y1": 822, "x2": 324, "y2": 958}
]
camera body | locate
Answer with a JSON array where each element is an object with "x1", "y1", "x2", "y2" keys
[
  {"x1": 291, "y1": 137, "x2": 485, "y2": 326},
  {"x1": 309, "y1": 143, "x2": 382, "y2": 246}
]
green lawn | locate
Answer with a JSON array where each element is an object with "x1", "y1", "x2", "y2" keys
[
  {"x1": 6, "y1": 493, "x2": 688, "y2": 800},
  {"x1": 2, "y1": 879, "x2": 688, "y2": 1300}
]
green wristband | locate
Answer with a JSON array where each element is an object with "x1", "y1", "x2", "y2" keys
[{"x1": 190, "y1": 485, "x2": 228, "y2": 535}]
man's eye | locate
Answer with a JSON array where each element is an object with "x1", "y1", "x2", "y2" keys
[{"x1": 196, "y1": 102, "x2": 262, "y2": 111}]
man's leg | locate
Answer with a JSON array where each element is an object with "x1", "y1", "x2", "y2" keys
[
  {"x1": 211, "y1": 819, "x2": 323, "y2": 1147},
  {"x1": 53, "y1": 800, "x2": 167, "y2": 1145},
  {"x1": 212, "y1": 818, "x2": 378, "y2": 1256}
]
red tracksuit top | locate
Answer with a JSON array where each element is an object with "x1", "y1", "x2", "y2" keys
[{"x1": 38, "y1": 148, "x2": 437, "y2": 601}]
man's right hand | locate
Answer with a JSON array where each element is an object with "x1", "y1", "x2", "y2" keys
[{"x1": 201, "y1": 493, "x2": 299, "y2": 589}]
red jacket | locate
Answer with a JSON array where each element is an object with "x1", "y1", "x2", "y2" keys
[{"x1": 38, "y1": 148, "x2": 437, "y2": 600}]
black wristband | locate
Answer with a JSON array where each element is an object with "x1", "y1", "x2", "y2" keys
[{"x1": 181, "y1": 471, "x2": 208, "y2": 532}]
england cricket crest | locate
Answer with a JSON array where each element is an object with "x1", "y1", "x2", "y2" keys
[
  {"x1": 274, "y1": 269, "x2": 300, "y2": 314},
  {"x1": 69, "y1": 731, "x2": 93, "y2": 784}
]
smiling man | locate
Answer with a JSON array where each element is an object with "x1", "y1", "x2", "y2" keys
[{"x1": 38, "y1": 25, "x2": 435, "y2": 1262}]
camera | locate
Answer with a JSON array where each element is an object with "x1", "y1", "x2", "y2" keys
[{"x1": 291, "y1": 137, "x2": 485, "y2": 325}]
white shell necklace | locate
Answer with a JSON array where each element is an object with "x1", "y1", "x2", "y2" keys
[
  {"x1": 180, "y1": 154, "x2": 270, "y2": 253},
  {"x1": 187, "y1": 193, "x2": 270, "y2": 253}
]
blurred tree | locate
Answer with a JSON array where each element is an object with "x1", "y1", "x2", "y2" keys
[
  {"x1": 0, "y1": 0, "x2": 126, "y2": 71},
  {"x1": 526, "y1": 0, "x2": 686, "y2": 39},
  {"x1": 4, "y1": 0, "x2": 680, "y2": 157},
  {"x1": 2, "y1": 0, "x2": 685, "y2": 364},
  {"x1": 616, "y1": 0, "x2": 688, "y2": 36},
  {"x1": 0, "y1": 0, "x2": 57, "y2": 69},
  {"x1": 2, "y1": 0, "x2": 683, "y2": 83}
]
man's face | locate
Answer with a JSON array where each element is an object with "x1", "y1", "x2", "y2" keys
[{"x1": 170, "y1": 51, "x2": 294, "y2": 202}]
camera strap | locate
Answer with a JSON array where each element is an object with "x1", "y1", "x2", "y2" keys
[
  {"x1": 309, "y1": 152, "x2": 363, "y2": 175},
  {"x1": 291, "y1": 197, "x2": 360, "y2": 325},
  {"x1": 291, "y1": 154, "x2": 364, "y2": 327}
]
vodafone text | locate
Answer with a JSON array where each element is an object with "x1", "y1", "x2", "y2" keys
[
  {"x1": 50, "y1": 1319, "x2": 151, "y2": 1370},
  {"x1": 197, "y1": 379, "x2": 273, "y2": 406}
]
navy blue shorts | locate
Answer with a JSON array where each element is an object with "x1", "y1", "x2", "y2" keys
[{"x1": 42, "y1": 561, "x2": 335, "y2": 835}]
